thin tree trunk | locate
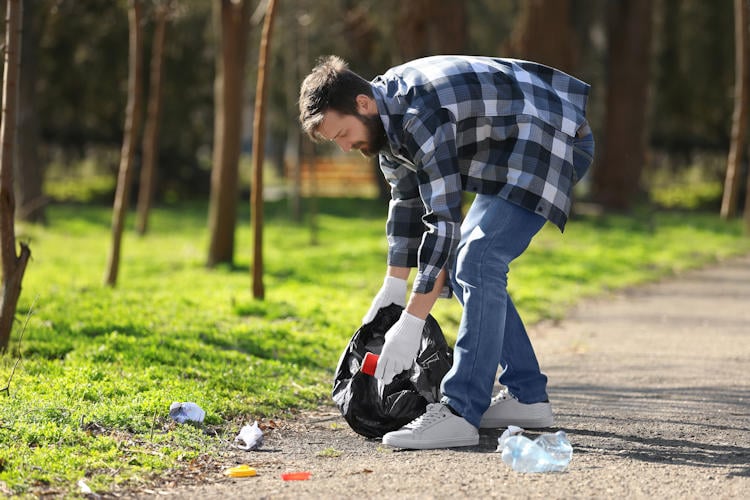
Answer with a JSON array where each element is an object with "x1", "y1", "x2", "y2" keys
[
  {"x1": 136, "y1": 2, "x2": 170, "y2": 235},
  {"x1": 105, "y1": 0, "x2": 144, "y2": 286},
  {"x1": 395, "y1": 0, "x2": 466, "y2": 60},
  {"x1": 16, "y1": 0, "x2": 45, "y2": 223},
  {"x1": 432, "y1": 0, "x2": 467, "y2": 54},
  {"x1": 0, "y1": 0, "x2": 31, "y2": 352},
  {"x1": 505, "y1": 0, "x2": 577, "y2": 73},
  {"x1": 396, "y1": 0, "x2": 430, "y2": 60},
  {"x1": 207, "y1": 0, "x2": 250, "y2": 267},
  {"x1": 722, "y1": 0, "x2": 749, "y2": 219},
  {"x1": 283, "y1": 8, "x2": 301, "y2": 220},
  {"x1": 591, "y1": 0, "x2": 653, "y2": 210},
  {"x1": 250, "y1": 0, "x2": 277, "y2": 299}
]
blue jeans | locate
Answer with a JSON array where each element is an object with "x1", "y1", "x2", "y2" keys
[{"x1": 440, "y1": 131, "x2": 595, "y2": 428}]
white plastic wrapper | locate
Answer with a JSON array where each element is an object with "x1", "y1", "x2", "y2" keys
[
  {"x1": 234, "y1": 421, "x2": 264, "y2": 451},
  {"x1": 169, "y1": 402, "x2": 206, "y2": 424}
]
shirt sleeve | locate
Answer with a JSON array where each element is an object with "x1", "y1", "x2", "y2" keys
[
  {"x1": 402, "y1": 108, "x2": 464, "y2": 294},
  {"x1": 379, "y1": 154, "x2": 424, "y2": 269}
]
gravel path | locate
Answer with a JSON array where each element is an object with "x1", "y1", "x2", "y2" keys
[{"x1": 133, "y1": 254, "x2": 750, "y2": 499}]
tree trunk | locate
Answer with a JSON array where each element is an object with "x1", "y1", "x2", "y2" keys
[
  {"x1": 396, "y1": 0, "x2": 467, "y2": 60},
  {"x1": 206, "y1": 0, "x2": 250, "y2": 267},
  {"x1": 250, "y1": 0, "x2": 277, "y2": 299},
  {"x1": 591, "y1": 0, "x2": 653, "y2": 210},
  {"x1": 104, "y1": 0, "x2": 144, "y2": 286},
  {"x1": 136, "y1": 2, "x2": 170, "y2": 235},
  {"x1": 395, "y1": 0, "x2": 430, "y2": 60},
  {"x1": 0, "y1": 0, "x2": 31, "y2": 352},
  {"x1": 15, "y1": 0, "x2": 45, "y2": 223},
  {"x1": 722, "y1": 0, "x2": 749, "y2": 219},
  {"x1": 505, "y1": 0, "x2": 577, "y2": 74},
  {"x1": 431, "y1": 0, "x2": 467, "y2": 54},
  {"x1": 283, "y1": 7, "x2": 302, "y2": 220}
]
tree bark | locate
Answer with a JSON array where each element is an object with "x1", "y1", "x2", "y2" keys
[
  {"x1": 505, "y1": 0, "x2": 577, "y2": 74},
  {"x1": 105, "y1": 0, "x2": 144, "y2": 286},
  {"x1": 250, "y1": 0, "x2": 277, "y2": 299},
  {"x1": 136, "y1": 2, "x2": 170, "y2": 235},
  {"x1": 432, "y1": 0, "x2": 467, "y2": 54},
  {"x1": 722, "y1": 0, "x2": 749, "y2": 219},
  {"x1": 591, "y1": 0, "x2": 653, "y2": 210},
  {"x1": 207, "y1": 0, "x2": 251, "y2": 267},
  {"x1": 0, "y1": 0, "x2": 31, "y2": 352},
  {"x1": 395, "y1": 0, "x2": 430, "y2": 60},
  {"x1": 396, "y1": 0, "x2": 467, "y2": 60}
]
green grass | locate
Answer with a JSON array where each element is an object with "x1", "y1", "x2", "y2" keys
[{"x1": 1, "y1": 198, "x2": 749, "y2": 497}]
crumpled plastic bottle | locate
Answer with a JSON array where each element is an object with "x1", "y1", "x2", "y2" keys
[
  {"x1": 169, "y1": 402, "x2": 205, "y2": 424},
  {"x1": 498, "y1": 426, "x2": 573, "y2": 473}
]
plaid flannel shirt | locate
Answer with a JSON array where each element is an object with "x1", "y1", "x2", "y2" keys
[{"x1": 371, "y1": 55, "x2": 591, "y2": 294}]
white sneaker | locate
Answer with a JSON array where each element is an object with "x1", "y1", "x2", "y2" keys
[
  {"x1": 382, "y1": 403, "x2": 479, "y2": 449},
  {"x1": 479, "y1": 389, "x2": 554, "y2": 429}
]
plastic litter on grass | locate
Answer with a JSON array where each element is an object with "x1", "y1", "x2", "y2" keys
[{"x1": 169, "y1": 402, "x2": 205, "y2": 424}]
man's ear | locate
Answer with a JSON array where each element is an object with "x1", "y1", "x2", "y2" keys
[{"x1": 355, "y1": 94, "x2": 376, "y2": 115}]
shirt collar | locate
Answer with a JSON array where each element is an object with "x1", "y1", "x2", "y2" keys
[{"x1": 371, "y1": 80, "x2": 406, "y2": 158}]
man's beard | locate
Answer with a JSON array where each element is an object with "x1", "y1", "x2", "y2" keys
[{"x1": 355, "y1": 113, "x2": 388, "y2": 157}]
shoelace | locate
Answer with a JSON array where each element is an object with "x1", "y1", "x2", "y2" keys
[
  {"x1": 404, "y1": 403, "x2": 447, "y2": 429},
  {"x1": 489, "y1": 389, "x2": 510, "y2": 406}
]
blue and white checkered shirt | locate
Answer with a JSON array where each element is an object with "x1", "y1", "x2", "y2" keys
[{"x1": 371, "y1": 55, "x2": 591, "y2": 294}]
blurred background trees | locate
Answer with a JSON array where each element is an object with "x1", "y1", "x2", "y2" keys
[{"x1": 7, "y1": 0, "x2": 749, "y2": 231}]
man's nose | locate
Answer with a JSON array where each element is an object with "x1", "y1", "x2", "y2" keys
[{"x1": 337, "y1": 140, "x2": 352, "y2": 153}]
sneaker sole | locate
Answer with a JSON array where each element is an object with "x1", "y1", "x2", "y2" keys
[
  {"x1": 382, "y1": 434, "x2": 479, "y2": 450},
  {"x1": 479, "y1": 415, "x2": 554, "y2": 429}
]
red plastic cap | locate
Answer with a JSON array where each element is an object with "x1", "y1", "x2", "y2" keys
[
  {"x1": 361, "y1": 352, "x2": 379, "y2": 376},
  {"x1": 281, "y1": 471, "x2": 311, "y2": 481}
]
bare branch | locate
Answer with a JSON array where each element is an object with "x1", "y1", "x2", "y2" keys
[{"x1": 1, "y1": 296, "x2": 36, "y2": 397}]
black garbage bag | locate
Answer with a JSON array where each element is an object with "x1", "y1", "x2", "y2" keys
[{"x1": 332, "y1": 304, "x2": 453, "y2": 438}]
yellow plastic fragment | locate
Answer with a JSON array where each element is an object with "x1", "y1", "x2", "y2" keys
[{"x1": 224, "y1": 464, "x2": 257, "y2": 477}]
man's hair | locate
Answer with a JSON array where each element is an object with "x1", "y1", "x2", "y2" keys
[{"x1": 298, "y1": 55, "x2": 373, "y2": 141}]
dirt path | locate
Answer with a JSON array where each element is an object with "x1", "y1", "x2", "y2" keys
[{"x1": 134, "y1": 254, "x2": 750, "y2": 499}]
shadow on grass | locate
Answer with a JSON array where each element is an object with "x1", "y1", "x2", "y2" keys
[{"x1": 198, "y1": 330, "x2": 329, "y2": 370}]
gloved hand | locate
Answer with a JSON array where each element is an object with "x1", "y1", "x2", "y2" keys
[
  {"x1": 362, "y1": 275, "x2": 407, "y2": 324},
  {"x1": 374, "y1": 310, "x2": 425, "y2": 384}
]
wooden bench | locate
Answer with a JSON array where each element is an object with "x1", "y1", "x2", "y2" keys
[{"x1": 288, "y1": 159, "x2": 378, "y2": 197}]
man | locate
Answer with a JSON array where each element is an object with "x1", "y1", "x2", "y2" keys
[{"x1": 299, "y1": 55, "x2": 594, "y2": 450}]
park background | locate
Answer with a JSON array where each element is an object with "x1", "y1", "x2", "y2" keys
[{"x1": 1, "y1": 0, "x2": 750, "y2": 496}]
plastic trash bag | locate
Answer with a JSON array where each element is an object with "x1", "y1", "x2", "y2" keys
[
  {"x1": 332, "y1": 304, "x2": 453, "y2": 438},
  {"x1": 169, "y1": 402, "x2": 205, "y2": 423}
]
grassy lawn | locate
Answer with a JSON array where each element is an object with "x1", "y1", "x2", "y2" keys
[{"x1": 1, "y1": 198, "x2": 749, "y2": 496}]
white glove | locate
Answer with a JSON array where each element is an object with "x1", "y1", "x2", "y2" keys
[
  {"x1": 362, "y1": 275, "x2": 407, "y2": 324},
  {"x1": 374, "y1": 310, "x2": 425, "y2": 384}
]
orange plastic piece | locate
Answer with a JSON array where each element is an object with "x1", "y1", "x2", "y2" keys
[{"x1": 281, "y1": 471, "x2": 311, "y2": 481}]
